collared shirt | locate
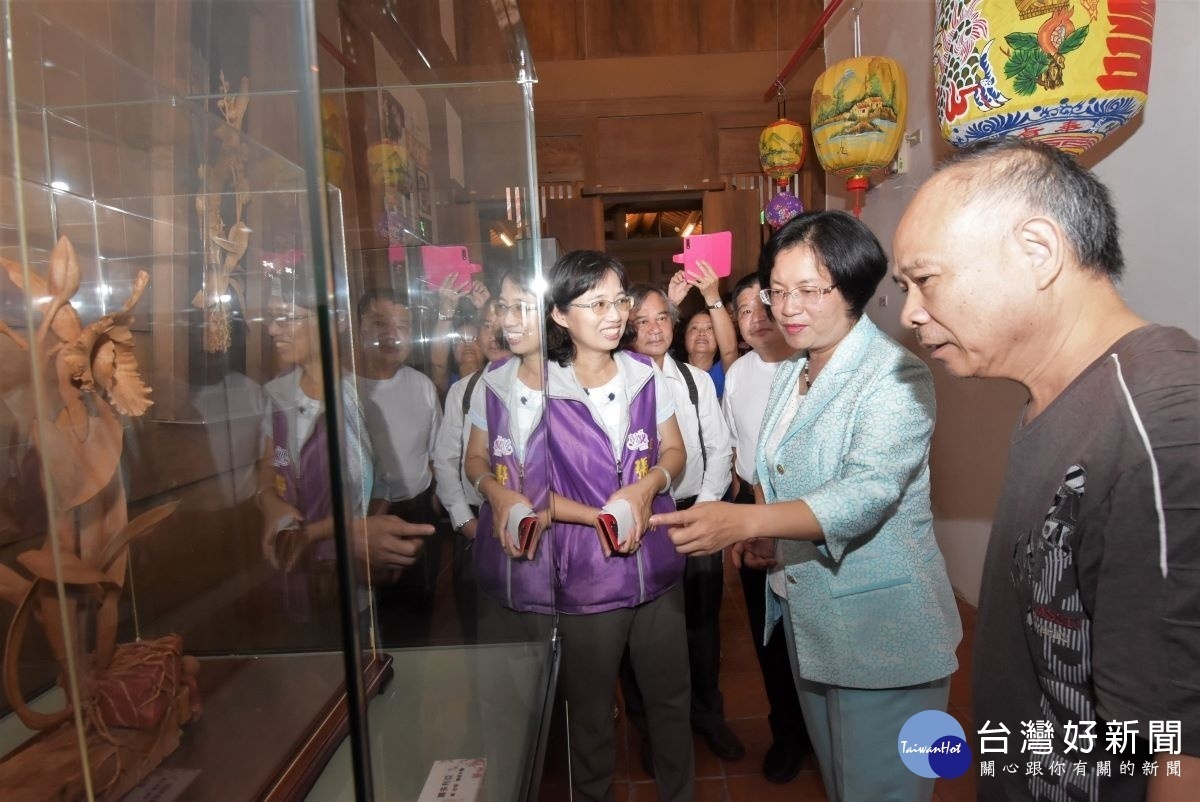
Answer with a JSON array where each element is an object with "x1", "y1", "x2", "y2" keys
[
  {"x1": 660, "y1": 355, "x2": 732, "y2": 502},
  {"x1": 433, "y1": 371, "x2": 481, "y2": 531}
]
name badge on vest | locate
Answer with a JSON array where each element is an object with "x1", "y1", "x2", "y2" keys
[
  {"x1": 492, "y1": 435, "x2": 514, "y2": 457},
  {"x1": 626, "y1": 428, "x2": 650, "y2": 452}
]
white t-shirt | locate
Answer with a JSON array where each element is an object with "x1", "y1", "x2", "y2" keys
[
  {"x1": 357, "y1": 365, "x2": 441, "y2": 502},
  {"x1": 581, "y1": 362, "x2": 675, "y2": 459},
  {"x1": 722, "y1": 351, "x2": 787, "y2": 484}
]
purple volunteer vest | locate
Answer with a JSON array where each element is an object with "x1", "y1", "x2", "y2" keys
[
  {"x1": 473, "y1": 360, "x2": 556, "y2": 613},
  {"x1": 270, "y1": 405, "x2": 335, "y2": 622},
  {"x1": 546, "y1": 353, "x2": 682, "y2": 614}
]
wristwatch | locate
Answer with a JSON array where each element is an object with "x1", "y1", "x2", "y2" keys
[{"x1": 706, "y1": 299, "x2": 724, "y2": 310}]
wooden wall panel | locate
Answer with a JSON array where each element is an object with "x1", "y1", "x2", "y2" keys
[
  {"x1": 724, "y1": 0, "x2": 822, "y2": 52},
  {"x1": 590, "y1": 114, "x2": 707, "y2": 190},
  {"x1": 520, "y1": 0, "x2": 582, "y2": 61},
  {"x1": 525, "y1": 0, "x2": 823, "y2": 62},
  {"x1": 718, "y1": 126, "x2": 765, "y2": 176},
  {"x1": 585, "y1": 0, "x2": 700, "y2": 58},
  {"x1": 536, "y1": 135, "x2": 585, "y2": 183}
]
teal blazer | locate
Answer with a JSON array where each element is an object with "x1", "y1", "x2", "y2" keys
[{"x1": 757, "y1": 315, "x2": 961, "y2": 689}]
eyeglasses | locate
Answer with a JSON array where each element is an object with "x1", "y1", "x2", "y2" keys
[
  {"x1": 759, "y1": 285, "x2": 837, "y2": 309},
  {"x1": 269, "y1": 312, "x2": 313, "y2": 327},
  {"x1": 568, "y1": 296, "x2": 633, "y2": 315},
  {"x1": 492, "y1": 301, "x2": 539, "y2": 319},
  {"x1": 633, "y1": 312, "x2": 672, "y2": 330}
]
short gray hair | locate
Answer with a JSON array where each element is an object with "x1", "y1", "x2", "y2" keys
[
  {"x1": 627, "y1": 283, "x2": 680, "y2": 324},
  {"x1": 937, "y1": 139, "x2": 1124, "y2": 278}
]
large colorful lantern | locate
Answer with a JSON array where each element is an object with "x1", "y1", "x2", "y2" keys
[
  {"x1": 934, "y1": 0, "x2": 1154, "y2": 154},
  {"x1": 758, "y1": 118, "x2": 807, "y2": 229},
  {"x1": 810, "y1": 56, "x2": 908, "y2": 217}
]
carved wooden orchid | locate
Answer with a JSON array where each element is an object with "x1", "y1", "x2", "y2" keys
[
  {"x1": 192, "y1": 71, "x2": 253, "y2": 353},
  {"x1": 0, "y1": 236, "x2": 178, "y2": 734}
]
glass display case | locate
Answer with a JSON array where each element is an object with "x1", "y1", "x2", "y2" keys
[{"x1": 0, "y1": 1, "x2": 554, "y2": 799}]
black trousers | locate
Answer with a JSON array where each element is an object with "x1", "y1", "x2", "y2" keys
[
  {"x1": 620, "y1": 495, "x2": 727, "y2": 735},
  {"x1": 450, "y1": 504, "x2": 482, "y2": 643},
  {"x1": 374, "y1": 486, "x2": 444, "y2": 647},
  {"x1": 734, "y1": 481, "x2": 811, "y2": 750}
]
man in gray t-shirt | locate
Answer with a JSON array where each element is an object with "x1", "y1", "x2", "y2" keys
[{"x1": 895, "y1": 139, "x2": 1199, "y2": 801}]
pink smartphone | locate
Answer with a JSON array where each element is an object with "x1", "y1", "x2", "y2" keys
[
  {"x1": 672, "y1": 231, "x2": 732, "y2": 281},
  {"x1": 420, "y1": 245, "x2": 478, "y2": 292}
]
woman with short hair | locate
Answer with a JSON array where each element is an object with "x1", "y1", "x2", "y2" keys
[{"x1": 654, "y1": 211, "x2": 962, "y2": 802}]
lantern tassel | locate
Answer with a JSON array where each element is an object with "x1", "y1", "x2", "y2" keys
[{"x1": 846, "y1": 175, "x2": 869, "y2": 219}]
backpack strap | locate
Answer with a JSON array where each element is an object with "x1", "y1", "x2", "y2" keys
[
  {"x1": 676, "y1": 361, "x2": 707, "y2": 473},
  {"x1": 462, "y1": 369, "x2": 483, "y2": 418}
]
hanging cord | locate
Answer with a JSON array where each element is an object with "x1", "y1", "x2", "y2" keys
[
  {"x1": 761, "y1": 0, "x2": 851, "y2": 100},
  {"x1": 853, "y1": 0, "x2": 862, "y2": 58}
]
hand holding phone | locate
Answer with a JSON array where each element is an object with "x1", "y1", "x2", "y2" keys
[
  {"x1": 421, "y1": 245, "x2": 478, "y2": 292},
  {"x1": 595, "y1": 500, "x2": 635, "y2": 554},
  {"x1": 672, "y1": 231, "x2": 732, "y2": 282},
  {"x1": 506, "y1": 503, "x2": 540, "y2": 556}
]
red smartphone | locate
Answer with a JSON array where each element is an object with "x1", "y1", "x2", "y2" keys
[
  {"x1": 672, "y1": 231, "x2": 732, "y2": 281},
  {"x1": 518, "y1": 514, "x2": 539, "y2": 552},
  {"x1": 595, "y1": 513, "x2": 620, "y2": 552}
]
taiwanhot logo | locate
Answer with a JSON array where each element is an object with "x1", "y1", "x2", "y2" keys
[{"x1": 898, "y1": 710, "x2": 972, "y2": 780}]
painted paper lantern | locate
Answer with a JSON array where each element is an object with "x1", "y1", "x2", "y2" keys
[
  {"x1": 934, "y1": 0, "x2": 1153, "y2": 154},
  {"x1": 366, "y1": 140, "x2": 410, "y2": 191},
  {"x1": 811, "y1": 56, "x2": 908, "y2": 216},
  {"x1": 321, "y1": 96, "x2": 348, "y2": 185},
  {"x1": 759, "y1": 118, "x2": 807, "y2": 229},
  {"x1": 759, "y1": 118, "x2": 807, "y2": 180}
]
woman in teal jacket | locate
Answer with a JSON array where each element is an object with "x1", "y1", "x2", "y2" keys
[{"x1": 653, "y1": 211, "x2": 961, "y2": 802}]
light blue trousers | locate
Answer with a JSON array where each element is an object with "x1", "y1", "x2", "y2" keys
[{"x1": 779, "y1": 595, "x2": 951, "y2": 802}]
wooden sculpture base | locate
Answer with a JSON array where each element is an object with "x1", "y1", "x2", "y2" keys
[
  {"x1": 0, "y1": 688, "x2": 189, "y2": 802},
  {"x1": 0, "y1": 650, "x2": 391, "y2": 801}
]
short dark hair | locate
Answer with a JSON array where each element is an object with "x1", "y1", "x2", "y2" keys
[
  {"x1": 546, "y1": 250, "x2": 628, "y2": 366},
  {"x1": 938, "y1": 139, "x2": 1124, "y2": 278},
  {"x1": 732, "y1": 272, "x2": 762, "y2": 310},
  {"x1": 356, "y1": 287, "x2": 409, "y2": 320},
  {"x1": 757, "y1": 210, "x2": 887, "y2": 320}
]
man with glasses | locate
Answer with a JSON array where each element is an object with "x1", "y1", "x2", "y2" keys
[
  {"x1": 722, "y1": 272, "x2": 814, "y2": 784},
  {"x1": 355, "y1": 288, "x2": 444, "y2": 646},
  {"x1": 619, "y1": 283, "x2": 740, "y2": 772}
]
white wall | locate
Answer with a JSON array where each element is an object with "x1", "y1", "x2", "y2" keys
[{"x1": 820, "y1": 0, "x2": 1200, "y2": 604}]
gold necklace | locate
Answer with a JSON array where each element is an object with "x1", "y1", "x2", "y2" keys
[{"x1": 802, "y1": 361, "x2": 812, "y2": 391}]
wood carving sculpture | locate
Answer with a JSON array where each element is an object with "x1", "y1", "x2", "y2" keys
[
  {"x1": 0, "y1": 236, "x2": 198, "y2": 801},
  {"x1": 193, "y1": 71, "x2": 253, "y2": 353}
]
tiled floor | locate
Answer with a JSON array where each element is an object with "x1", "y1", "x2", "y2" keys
[{"x1": 599, "y1": 553, "x2": 980, "y2": 802}]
